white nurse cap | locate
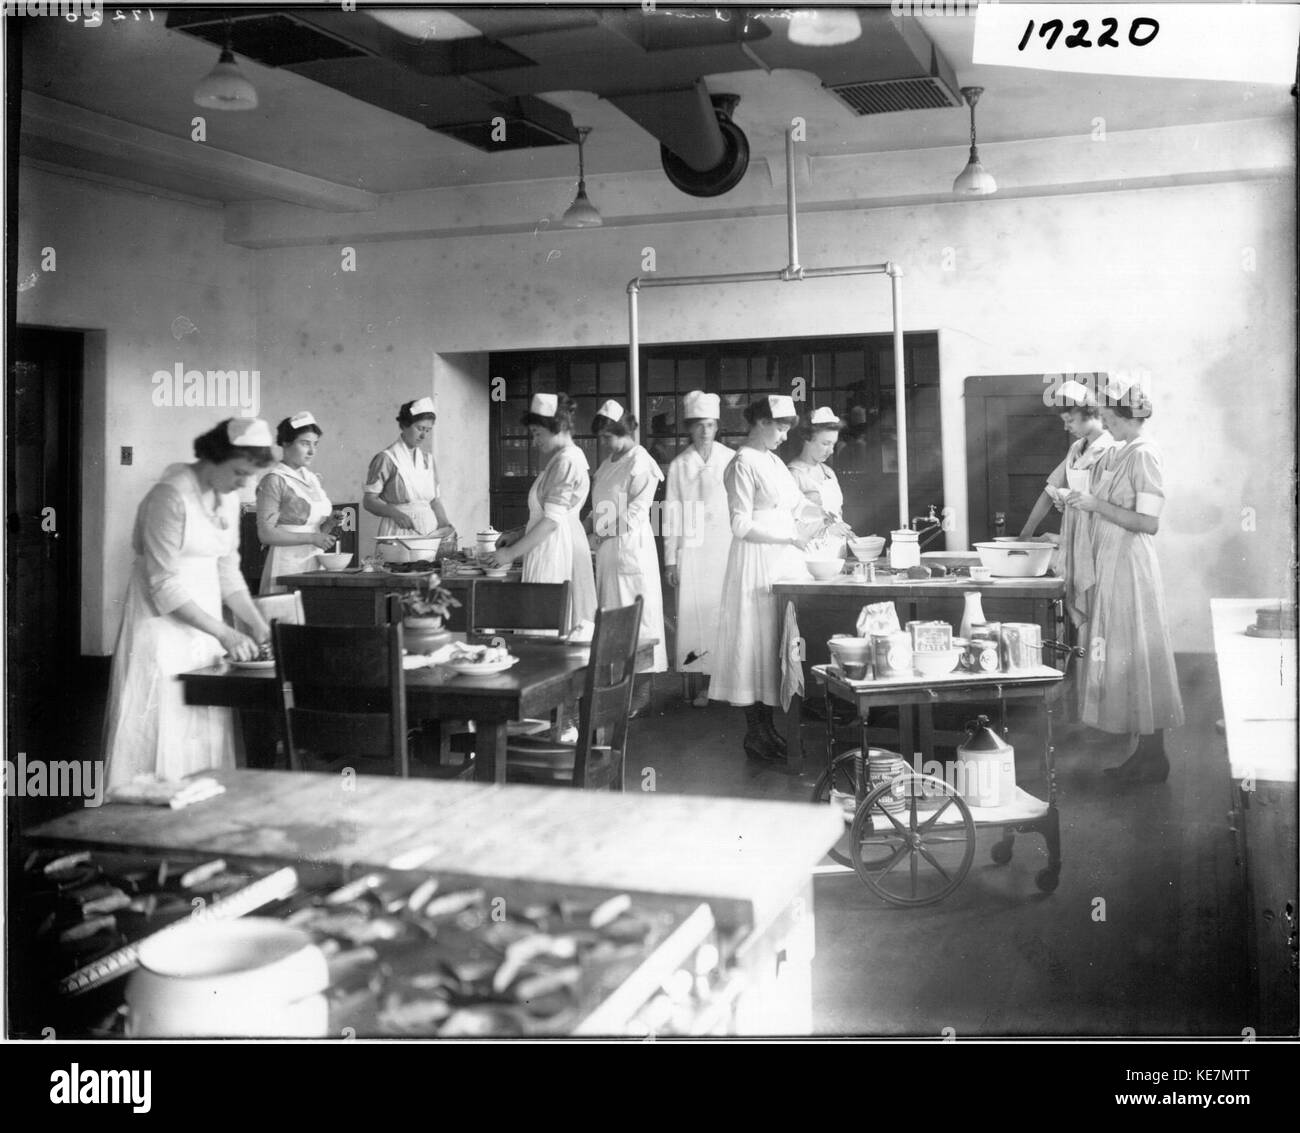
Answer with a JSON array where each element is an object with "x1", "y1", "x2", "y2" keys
[
  {"x1": 767, "y1": 394, "x2": 797, "y2": 419},
  {"x1": 595, "y1": 399, "x2": 625, "y2": 421},
  {"x1": 406, "y1": 396, "x2": 435, "y2": 418},
  {"x1": 288, "y1": 410, "x2": 318, "y2": 430},
  {"x1": 682, "y1": 390, "x2": 719, "y2": 419},
  {"x1": 1056, "y1": 379, "x2": 1096, "y2": 408},
  {"x1": 808, "y1": 406, "x2": 841, "y2": 426},
  {"x1": 227, "y1": 418, "x2": 273, "y2": 446},
  {"x1": 529, "y1": 392, "x2": 558, "y2": 417}
]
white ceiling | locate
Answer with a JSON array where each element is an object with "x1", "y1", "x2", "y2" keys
[{"x1": 18, "y1": 6, "x2": 1293, "y2": 203}]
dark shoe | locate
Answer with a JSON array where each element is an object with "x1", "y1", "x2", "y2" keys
[
  {"x1": 743, "y1": 731, "x2": 783, "y2": 764},
  {"x1": 760, "y1": 721, "x2": 788, "y2": 757},
  {"x1": 1104, "y1": 751, "x2": 1170, "y2": 783}
]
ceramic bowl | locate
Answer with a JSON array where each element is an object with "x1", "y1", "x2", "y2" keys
[
  {"x1": 911, "y1": 648, "x2": 962, "y2": 680},
  {"x1": 315, "y1": 552, "x2": 354, "y2": 571},
  {"x1": 805, "y1": 558, "x2": 843, "y2": 580}
]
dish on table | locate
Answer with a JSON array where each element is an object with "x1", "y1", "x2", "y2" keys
[
  {"x1": 445, "y1": 656, "x2": 519, "y2": 675},
  {"x1": 231, "y1": 642, "x2": 275, "y2": 669},
  {"x1": 443, "y1": 642, "x2": 517, "y2": 675},
  {"x1": 481, "y1": 568, "x2": 511, "y2": 579},
  {"x1": 315, "y1": 552, "x2": 354, "y2": 571}
]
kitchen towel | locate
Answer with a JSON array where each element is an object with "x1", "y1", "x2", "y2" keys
[{"x1": 780, "y1": 601, "x2": 804, "y2": 712}]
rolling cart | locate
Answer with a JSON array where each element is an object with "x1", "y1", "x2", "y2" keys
[{"x1": 809, "y1": 641, "x2": 1084, "y2": 906}]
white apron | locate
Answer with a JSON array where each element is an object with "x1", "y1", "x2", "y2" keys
[
  {"x1": 592, "y1": 447, "x2": 667, "y2": 673},
  {"x1": 665, "y1": 444, "x2": 734, "y2": 672},
  {"x1": 522, "y1": 452, "x2": 597, "y2": 632},
  {"x1": 104, "y1": 468, "x2": 238, "y2": 789},
  {"x1": 792, "y1": 460, "x2": 848, "y2": 557},
  {"x1": 260, "y1": 465, "x2": 332, "y2": 594},
  {"x1": 376, "y1": 440, "x2": 439, "y2": 537}
]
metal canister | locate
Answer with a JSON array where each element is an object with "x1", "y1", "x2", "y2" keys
[
  {"x1": 872, "y1": 632, "x2": 913, "y2": 678},
  {"x1": 964, "y1": 635, "x2": 1001, "y2": 673},
  {"x1": 1001, "y1": 623, "x2": 1042, "y2": 671}
]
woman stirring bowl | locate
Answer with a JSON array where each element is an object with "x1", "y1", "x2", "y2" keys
[
  {"x1": 103, "y1": 418, "x2": 277, "y2": 790},
  {"x1": 589, "y1": 399, "x2": 667, "y2": 715},
  {"x1": 485, "y1": 393, "x2": 596, "y2": 634},
  {"x1": 256, "y1": 411, "x2": 340, "y2": 594},
  {"x1": 708, "y1": 394, "x2": 808, "y2": 765},
  {"x1": 664, "y1": 390, "x2": 734, "y2": 707},
  {"x1": 1064, "y1": 387, "x2": 1184, "y2": 782},
  {"x1": 363, "y1": 397, "x2": 455, "y2": 546},
  {"x1": 787, "y1": 405, "x2": 854, "y2": 553}
]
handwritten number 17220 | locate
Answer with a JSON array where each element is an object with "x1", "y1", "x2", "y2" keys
[{"x1": 1017, "y1": 17, "x2": 1159, "y2": 51}]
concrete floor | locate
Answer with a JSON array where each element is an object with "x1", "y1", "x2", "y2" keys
[{"x1": 628, "y1": 654, "x2": 1251, "y2": 1036}]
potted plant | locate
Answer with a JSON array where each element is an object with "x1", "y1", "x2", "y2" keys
[{"x1": 392, "y1": 574, "x2": 461, "y2": 647}]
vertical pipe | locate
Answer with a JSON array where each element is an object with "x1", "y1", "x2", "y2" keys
[
  {"x1": 628, "y1": 283, "x2": 641, "y2": 431},
  {"x1": 890, "y1": 266, "x2": 908, "y2": 530},
  {"x1": 786, "y1": 128, "x2": 800, "y2": 273}
]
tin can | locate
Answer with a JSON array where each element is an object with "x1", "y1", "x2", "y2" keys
[
  {"x1": 1001, "y1": 623, "x2": 1042, "y2": 671},
  {"x1": 965, "y1": 637, "x2": 1001, "y2": 673},
  {"x1": 872, "y1": 632, "x2": 913, "y2": 677}
]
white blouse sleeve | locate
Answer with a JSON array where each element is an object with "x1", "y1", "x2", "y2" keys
[
  {"x1": 1132, "y1": 446, "x2": 1166, "y2": 517},
  {"x1": 135, "y1": 484, "x2": 194, "y2": 615}
]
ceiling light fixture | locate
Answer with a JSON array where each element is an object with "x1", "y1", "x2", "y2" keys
[
  {"x1": 952, "y1": 86, "x2": 996, "y2": 197},
  {"x1": 561, "y1": 127, "x2": 603, "y2": 229},
  {"x1": 368, "y1": 9, "x2": 482, "y2": 42},
  {"x1": 193, "y1": 19, "x2": 258, "y2": 111},
  {"x1": 788, "y1": 9, "x2": 862, "y2": 47}
]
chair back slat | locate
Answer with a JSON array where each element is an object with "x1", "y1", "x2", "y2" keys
[
  {"x1": 273, "y1": 621, "x2": 409, "y2": 777},
  {"x1": 571, "y1": 597, "x2": 642, "y2": 790},
  {"x1": 469, "y1": 582, "x2": 570, "y2": 638}
]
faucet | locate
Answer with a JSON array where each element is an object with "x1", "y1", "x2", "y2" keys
[{"x1": 910, "y1": 504, "x2": 945, "y2": 551}]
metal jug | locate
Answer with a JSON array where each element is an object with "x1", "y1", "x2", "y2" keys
[{"x1": 954, "y1": 715, "x2": 1016, "y2": 807}]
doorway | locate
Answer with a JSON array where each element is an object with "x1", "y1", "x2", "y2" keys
[
  {"x1": 964, "y1": 374, "x2": 1105, "y2": 543},
  {"x1": 6, "y1": 327, "x2": 84, "y2": 763}
]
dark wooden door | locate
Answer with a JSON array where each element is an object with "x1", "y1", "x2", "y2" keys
[
  {"x1": 965, "y1": 375, "x2": 1088, "y2": 544},
  {"x1": 6, "y1": 328, "x2": 83, "y2": 757}
]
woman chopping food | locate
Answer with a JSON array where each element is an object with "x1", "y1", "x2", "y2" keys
[
  {"x1": 708, "y1": 394, "x2": 808, "y2": 765},
  {"x1": 1064, "y1": 386, "x2": 1184, "y2": 782},
  {"x1": 256, "y1": 411, "x2": 341, "y2": 594},
  {"x1": 485, "y1": 393, "x2": 596, "y2": 634},
  {"x1": 103, "y1": 418, "x2": 277, "y2": 789},
  {"x1": 589, "y1": 399, "x2": 667, "y2": 715},
  {"x1": 1018, "y1": 380, "x2": 1115, "y2": 628},
  {"x1": 787, "y1": 405, "x2": 855, "y2": 553},
  {"x1": 664, "y1": 391, "x2": 734, "y2": 707},
  {"x1": 363, "y1": 397, "x2": 455, "y2": 548}
]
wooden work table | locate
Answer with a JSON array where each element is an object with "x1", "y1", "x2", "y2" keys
[
  {"x1": 29, "y1": 772, "x2": 843, "y2": 1035},
  {"x1": 276, "y1": 568, "x2": 476, "y2": 628},
  {"x1": 1210, "y1": 599, "x2": 1298, "y2": 1036}
]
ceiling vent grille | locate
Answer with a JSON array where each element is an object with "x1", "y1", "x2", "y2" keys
[{"x1": 825, "y1": 76, "x2": 960, "y2": 116}]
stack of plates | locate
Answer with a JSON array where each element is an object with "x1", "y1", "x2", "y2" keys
[{"x1": 867, "y1": 751, "x2": 910, "y2": 812}]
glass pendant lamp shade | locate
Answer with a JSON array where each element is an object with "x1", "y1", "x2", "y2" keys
[
  {"x1": 952, "y1": 87, "x2": 995, "y2": 196},
  {"x1": 194, "y1": 48, "x2": 259, "y2": 111},
  {"x1": 561, "y1": 127, "x2": 602, "y2": 228}
]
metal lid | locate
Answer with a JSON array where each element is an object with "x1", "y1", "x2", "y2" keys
[{"x1": 960, "y1": 715, "x2": 1012, "y2": 753}]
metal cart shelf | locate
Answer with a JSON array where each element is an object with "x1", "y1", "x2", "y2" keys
[{"x1": 809, "y1": 645, "x2": 1082, "y2": 905}]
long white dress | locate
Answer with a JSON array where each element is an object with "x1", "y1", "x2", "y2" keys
[
  {"x1": 522, "y1": 442, "x2": 597, "y2": 632},
  {"x1": 257, "y1": 462, "x2": 333, "y2": 594},
  {"x1": 364, "y1": 440, "x2": 440, "y2": 536},
  {"x1": 592, "y1": 445, "x2": 667, "y2": 673},
  {"x1": 707, "y1": 447, "x2": 806, "y2": 707},
  {"x1": 103, "y1": 464, "x2": 246, "y2": 789},
  {"x1": 1044, "y1": 430, "x2": 1115, "y2": 627},
  {"x1": 664, "y1": 442, "x2": 735, "y2": 673},
  {"x1": 1078, "y1": 436, "x2": 1185, "y2": 735}
]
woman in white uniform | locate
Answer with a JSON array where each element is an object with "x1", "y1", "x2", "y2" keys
[
  {"x1": 787, "y1": 406, "x2": 854, "y2": 552},
  {"x1": 1018, "y1": 380, "x2": 1115, "y2": 628},
  {"x1": 664, "y1": 391, "x2": 734, "y2": 707},
  {"x1": 1065, "y1": 388, "x2": 1184, "y2": 782},
  {"x1": 363, "y1": 397, "x2": 455, "y2": 541},
  {"x1": 486, "y1": 393, "x2": 597, "y2": 633},
  {"x1": 589, "y1": 399, "x2": 667, "y2": 716},
  {"x1": 103, "y1": 419, "x2": 276, "y2": 790},
  {"x1": 709, "y1": 395, "x2": 807, "y2": 764},
  {"x1": 256, "y1": 411, "x2": 340, "y2": 594}
]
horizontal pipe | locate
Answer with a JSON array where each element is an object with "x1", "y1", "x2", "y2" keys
[
  {"x1": 800, "y1": 264, "x2": 891, "y2": 279},
  {"x1": 630, "y1": 270, "x2": 785, "y2": 291}
]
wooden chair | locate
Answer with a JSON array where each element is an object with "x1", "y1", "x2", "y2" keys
[
  {"x1": 273, "y1": 620, "x2": 435, "y2": 778},
  {"x1": 467, "y1": 581, "x2": 571, "y2": 639},
  {"x1": 503, "y1": 597, "x2": 642, "y2": 790}
]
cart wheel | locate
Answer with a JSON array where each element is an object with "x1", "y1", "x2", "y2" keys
[
  {"x1": 991, "y1": 839, "x2": 1014, "y2": 865},
  {"x1": 810, "y1": 751, "x2": 865, "y2": 867},
  {"x1": 849, "y1": 772, "x2": 976, "y2": 906},
  {"x1": 1035, "y1": 868, "x2": 1060, "y2": 893}
]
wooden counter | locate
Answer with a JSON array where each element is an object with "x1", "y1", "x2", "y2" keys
[
  {"x1": 1210, "y1": 599, "x2": 1298, "y2": 1036},
  {"x1": 276, "y1": 569, "x2": 474, "y2": 628},
  {"x1": 773, "y1": 574, "x2": 1067, "y2": 770}
]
